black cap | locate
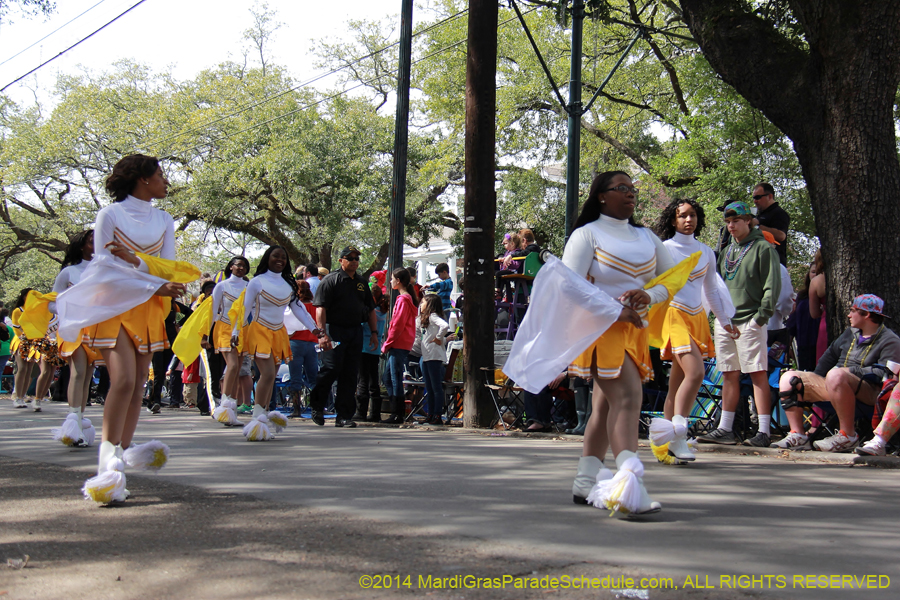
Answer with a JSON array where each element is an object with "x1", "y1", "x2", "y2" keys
[{"x1": 339, "y1": 246, "x2": 360, "y2": 259}]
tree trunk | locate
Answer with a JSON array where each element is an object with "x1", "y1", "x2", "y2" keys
[
  {"x1": 679, "y1": 0, "x2": 900, "y2": 339},
  {"x1": 463, "y1": 0, "x2": 498, "y2": 428}
]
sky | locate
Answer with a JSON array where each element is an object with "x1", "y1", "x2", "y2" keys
[{"x1": 0, "y1": 0, "x2": 431, "y2": 106}]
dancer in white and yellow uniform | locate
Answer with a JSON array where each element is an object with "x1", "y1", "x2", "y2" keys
[
  {"x1": 564, "y1": 171, "x2": 677, "y2": 516},
  {"x1": 649, "y1": 199, "x2": 735, "y2": 464},
  {"x1": 57, "y1": 154, "x2": 199, "y2": 504},
  {"x1": 234, "y1": 246, "x2": 321, "y2": 441},
  {"x1": 50, "y1": 230, "x2": 100, "y2": 447},
  {"x1": 208, "y1": 256, "x2": 250, "y2": 424}
]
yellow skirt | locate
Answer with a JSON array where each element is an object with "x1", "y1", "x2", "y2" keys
[
  {"x1": 659, "y1": 306, "x2": 714, "y2": 361},
  {"x1": 58, "y1": 329, "x2": 102, "y2": 363},
  {"x1": 243, "y1": 321, "x2": 291, "y2": 362},
  {"x1": 570, "y1": 321, "x2": 652, "y2": 382},
  {"x1": 88, "y1": 297, "x2": 169, "y2": 355},
  {"x1": 212, "y1": 320, "x2": 235, "y2": 354}
]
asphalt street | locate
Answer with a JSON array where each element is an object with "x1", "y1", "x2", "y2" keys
[{"x1": 1, "y1": 399, "x2": 897, "y2": 599}]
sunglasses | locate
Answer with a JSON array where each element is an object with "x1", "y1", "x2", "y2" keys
[
  {"x1": 343, "y1": 255, "x2": 360, "y2": 262},
  {"x1": 752, "y1": 193, "x2": 769, "y2": 200}
]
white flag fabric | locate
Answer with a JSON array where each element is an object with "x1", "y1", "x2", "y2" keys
[
  {"x1": 56, "y1": 255, "x2": 167, "y2": 343},
  {"x1": 502, "y1": 256, "x2": 623, "y2": 393}
]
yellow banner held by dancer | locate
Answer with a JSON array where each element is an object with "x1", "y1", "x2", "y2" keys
[
  {"x1": 645, "y1": 251, "x2": 701, "y2": 348},
  {"x1": 19, "y1": 291, "x2": 58, "y2": 340},
  {"x1": 172, "y1": 296, "x2": 213, "y2": 366}
]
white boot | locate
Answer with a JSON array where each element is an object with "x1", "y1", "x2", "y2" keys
[
  {"x1": 572, "y1": 456, "x2": 613, "y2": 504},
  {"x1": 667, "y1": 415, "x2": 695, "y2": 462},
  {"x1": 588, "y1": 450, "x2": 661, "y2": 516}
]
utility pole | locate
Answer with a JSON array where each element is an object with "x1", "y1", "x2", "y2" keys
[
  {"x1": 564, "y1": 0, "x2": 585, "y2": 239},
  {"x1": 463, "y1": 0, "x2": 498, "y2": 427},
  {"x1": 387, "y1": 0, "x2": 414, "y2": 315}
]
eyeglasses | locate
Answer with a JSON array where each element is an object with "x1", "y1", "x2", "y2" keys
[
  {"x1": 603, "y1": 185, "x2": 639, "y2": 195},
  {"x1": 752, "y1": 193, "x2": 769, "y2": 200},
  {"x1": 343, "y1": 256, "x2": 360, "y2": 262}
]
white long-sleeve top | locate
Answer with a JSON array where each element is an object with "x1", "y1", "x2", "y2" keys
[
  {"x1": 49, "y1": 259, "x2": 92, "y2": 315},
  {"x1": 768, "y1": 264, "x2": 795, "y2": 331},
  {"x1": 663, "y1": 232, "x2": 731, "y2": 326},
  {"x1": 562, "y1": 214, "x2": 676, "y2": 315},
  {"x1": 211, "y1": 274, "x2": 248, "y2": 325},
  {"x1": 52, "y1": 260, "x2": 92, "y2": 293},
  {"x1": 419, "y1": 313, "x2": 450, "y2": 363},
  {"x1": 94, "y1": 195, "x2": 175, "y2": 270},
  {"x1": 239, "y1": 270, "x2": 317, "y2": 333}
]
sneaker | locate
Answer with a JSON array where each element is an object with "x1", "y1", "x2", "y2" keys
[
  {"x1": 855, "y1": 438, "x2": 886, "y2": 456},
  {"x1": 149, "y1": 403, "x2": 161, "y2": 414},
  {"x1": 696, "y1": 428, "x2": 737, "y2": 445},
  {"x1": 813, "y1": 431, "x2": 860, "y2": 453},
  {"x1": 236, "y1": 404, "x2": 252, "y2": 414},
  {"x1": 335, "y1": 418, "x2": 357, "y2": 428},
  {"x1": 743, "y1": 431, "x2": 770, "y2": 447},
  {"x1": 13, "y1": 398, "x2": 27, "y2": 409},
  {"x1": 770, "y1": 431, "x2": 811, "y2": 450},
  {"x1": 311, "y1": 408, "x2": 325, "y2": 426}
]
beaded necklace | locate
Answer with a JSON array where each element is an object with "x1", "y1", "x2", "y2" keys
[
  {"x1": 722, "y1": 239, "x2": 756, "y2": 280},
  {"x1": 843, "y1": 324, "x2": 884, "y2": 367}
]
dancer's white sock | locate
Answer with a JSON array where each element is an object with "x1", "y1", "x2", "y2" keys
[
  {"x1": 719, "y1": 411, "x2": 735, "y2": 432},
  {"x1": 758, "y1": 414, "x2": 772, "y2": 435}
]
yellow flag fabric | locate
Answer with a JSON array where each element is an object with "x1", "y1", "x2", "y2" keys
[
  {"x1": 645, "y1": 251, "x2": 702, "y2": 348},
  {"x1": 20, "y1": 291, "x2": 58, "y2": 340},
  {"x1": 172, "y1": 296, "x2": 213, "y2": 366},
  {"x1": 228, "y1": 289, "x2": 246, "y2": 353},
  {"x1": 136, "y1": 252, "x2": 202, "y2": 283}
]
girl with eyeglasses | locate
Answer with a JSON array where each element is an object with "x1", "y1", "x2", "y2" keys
[
  {"x1": 565, "y1": 171, "x2": 676, "y2": 515},
  {"x1": 207, "y1": 255, "x2": 251, "y2": 423}
]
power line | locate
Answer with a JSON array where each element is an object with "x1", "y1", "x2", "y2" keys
[
  {"x1": 144, "y1": 7, "x2": 469, "y2": 150},
  {"x1": 0, "y1": 0, "x2": 112, "y2": 68},
  {"x1": 0, "y1": 0, "x2": 150, "y2": 92}
]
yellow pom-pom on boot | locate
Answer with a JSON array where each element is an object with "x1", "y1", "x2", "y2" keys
[
  {"x1": 123, "y1": 440, "x2": 170, "y2": 471},
  {"x1": 587, "y1": 450, "x2": 661, "y2": 516},
  {"x1": 82, "y1": 441, "x2": 127, "y2": 504},
  {"x1": 243, "y1": 405, "x2": 273, "y2": 441}
]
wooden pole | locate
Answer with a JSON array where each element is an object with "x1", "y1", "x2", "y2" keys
[{"x1": 462, "y1": 0, "x2": 498, "y2": 427}]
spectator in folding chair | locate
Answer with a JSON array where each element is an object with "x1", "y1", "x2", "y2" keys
[
  {"x1": 857, "y1": 361, "x2": 900, "y2": 456},
  {"x1": 523, "y1": 370, "x2": 567, "y2": 433},
  {"x1": 775, "y1": 294, "x2": 900, "y2": 452},
  {"x1": 697, "y1": 201, "x2": 781, "y2": 447}
]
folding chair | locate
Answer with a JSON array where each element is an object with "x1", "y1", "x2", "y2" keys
[{"x1": 688, "y1": 360, "x2": 724, "y2": 437}]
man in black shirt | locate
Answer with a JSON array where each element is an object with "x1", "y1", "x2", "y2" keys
[
  {"x1": 751, "y1": 182, "x2": 790, "y2": 266},
  {"x1": 310, "y1": 246, "x2": 378, "y2": 427}
]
